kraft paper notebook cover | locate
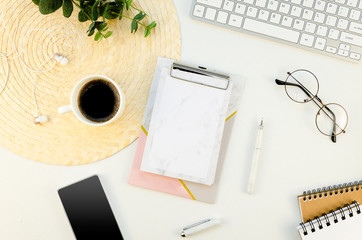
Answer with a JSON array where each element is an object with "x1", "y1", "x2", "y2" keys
[
  {"x1": 298, "y1": 180, "x2": 362, "y2": 223},
  {"x1": 128, "y1": 57, "x2": 245, "y2": 203},
  {"x1": 296, "y1": 202, "x2": 362, "y2": 240}
]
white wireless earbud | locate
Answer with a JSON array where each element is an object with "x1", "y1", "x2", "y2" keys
[
  {"x1": 34, "y1": 115, "x2": 48, "y2": 124},
  {"x1": 54, "y1": 53, "x2": 68, "y2": 65}
]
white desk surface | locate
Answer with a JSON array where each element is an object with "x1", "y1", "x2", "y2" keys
[{"x1": 1, "y1": 1, "x2": 362, "y2": 239}]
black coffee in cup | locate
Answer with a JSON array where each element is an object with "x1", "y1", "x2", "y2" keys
[{"x1": 78, "y1": 80, "x2": 120, "y2": 123}]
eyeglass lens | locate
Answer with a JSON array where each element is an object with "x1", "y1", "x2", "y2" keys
[
  {"x1": 316, "y1": 103, "x2": 348, "y2": 137},
  {"x1": 285, "y1": 70, "x2": 319, "y2": 103}
]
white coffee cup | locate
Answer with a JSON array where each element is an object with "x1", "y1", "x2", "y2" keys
[{"x1": 58, "y1": 75, "x2": 126, "y2": 126}]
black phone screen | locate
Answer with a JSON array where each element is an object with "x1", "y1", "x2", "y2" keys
[{"x1": 58, "y1": 175, "x2": 124, "y2": 240}]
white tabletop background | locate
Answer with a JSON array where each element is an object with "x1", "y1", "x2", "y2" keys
[{"x1": 1, "y1": 0, "x2": 362, "y2": 239}]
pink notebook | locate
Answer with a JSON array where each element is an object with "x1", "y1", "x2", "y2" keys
[{"x1": 128, "y1": 57, "x2": 244, "y2": 203}]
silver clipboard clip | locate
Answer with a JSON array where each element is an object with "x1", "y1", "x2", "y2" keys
[{"x1": 170, "y1": 63, "x2": 230, "y2": 90}]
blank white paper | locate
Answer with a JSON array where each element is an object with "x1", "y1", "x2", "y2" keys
[{"x1": 140, "y1": 67, "x2": 232, "y2": 185}]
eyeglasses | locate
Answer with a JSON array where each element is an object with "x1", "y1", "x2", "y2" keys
[{"x1": 275, "y1": 69, "x2": 348, "y2": 143}]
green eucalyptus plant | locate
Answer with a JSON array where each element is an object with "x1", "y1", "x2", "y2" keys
[{"x1": 32, "y1": 0, "x2": 156, "y2": 41}]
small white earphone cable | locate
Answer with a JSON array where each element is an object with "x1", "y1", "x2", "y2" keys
[{"x1": 0, "y1": 4, "x2": 68, "y2": 124}]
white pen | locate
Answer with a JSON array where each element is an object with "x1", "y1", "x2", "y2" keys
[
  {"x1": 180, "y1": 218, "x2": 220, "y2": 237},
  {"x1": 247, "y1": 119, "x2": 264, "y2": 195}
]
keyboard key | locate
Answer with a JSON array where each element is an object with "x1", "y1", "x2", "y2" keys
[
  {"x1": 247, "y1": 7, "x2": 258, "y2": 17},
  {"x1": 350, "y1": 52, "x2": 361, "y2": 60},
  {"x1": 196, "y1": 0, "x2": 223, "y2": 8},
  {"x1": 347, "y1": 0, "x2": 358, "y2": 7},
  {"x1": 267, "y1": 0, "x2": 279, "y2": 10},
  {"x1": 228, "y1": 14, "x2": 243, "y2": 27},
  {"x1": 235, "y1": 3, "x2": 246, "y2": 14},
  {"x1": 256, "y1": 0, "x2": 267, "y2": 7},
  {"x1": 305, "y1": 22, "x2": 316, "y2": 33},
  {"x1": 291, "y1": 0, "x2": 302, "y2": 4},
  {"x1": 317, "y1": 25, "x2": 328, "y2": 36},
  {"x1": 335, "y1": 0, "x2": 346, "y2": 4},
  {"x1": 340, "y1": 32, "x2": 362, "y2": 47},
  {"x1": 349, "y1": 9, "x2": 361, "y2": 20},
  {"x1": 302, "y1": 9, "x2": 314, "y2": 20},
  {"x1": 217, "y1": 11, "x2": 229, "y2": 23},
  {"x1": 328, "y1": 29, "x2": 340, "y2": 39},
  {"x1": 205, "y1": 8, "x2": 217, "y2": 20},
  {"x1": 326, "y1": 46, "x2": 337, "y2": 53},
  {"x1": 279, "y1": 3, "x2": 291, "y2": 14},
  {"x1": 326, "y1": 15, "x2": 337, "y2": 26},
  {"x1": 338, "y1": 49, "x2": 349, "y2": 56},
  {"x1": 223, "y1": 0, "x2": 235, "y2": 11},
  {"x1": 314, "y1": 12, "x2": 326, "y2": 23},
  {"x1": 243, "y1": 18, "x2": 300, "y2": 43},
  {"x1": 270, "y1": 13, "x2": 282, "y2": 23},
  {"x1": 293, "y1": 19, "x2": 305, "y2": 30},
  {"x1": 315, "y1": 37, "x2": 326, "y2": 50},
  {"x1": 291, "y1": 6, "x2": 302, "y2": 17},
  {"x1": 339, "y1": 43, "x2": 351, "y2": 51},
  {"x1": 300, "y1": 33, "x2": 315, "y2": 46},
  {"x1": 349, "y1": 22, "x2": 362, "y2": 35},
  {"x1": 193, "y1": 5, "x2": 205, "y2": 17},
  {"x1": 337, "y1": 19, "x2": 349, "y2": 29},
  {"x1": 244, "y1": 0, "x2": 255, "y2": 4},
  {"x1": 315, "y1": 0, "x2": 326, "y2": 11},
  {"x1": 326, "y1": 3, "x2": 338, "y2": 14},
  {"x1": 282, "y1": 16, "x2": 293, "y2": 27},
  {"x1": 338, "y1": 6, "x2": 349, "y2": 18},
  {"x1": 258, "y1": 9, "x2": 270, "y2": 20},
  {"x1": 303, "y1": 0, "x2": 315, "y2": 8}
]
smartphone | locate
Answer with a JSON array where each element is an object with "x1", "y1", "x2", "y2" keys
[{"x1": 58, "y1": 175, "x2": 124, "y2": 240}]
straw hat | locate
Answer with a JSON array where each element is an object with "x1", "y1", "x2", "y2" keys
[{"x1": 0, "y1": 0, "x2": 181, "y2": 165}]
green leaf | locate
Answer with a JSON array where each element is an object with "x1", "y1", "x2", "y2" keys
[
  {"x1": 39, "y1": 0, "x2": 63, "y2": 15},
  {"x1": 63, "y1": 0, "x2": 73, "y2": 18},
  {"x1": 131, "y1": 20, "x2": 138, "y2": 33},
  {"x1": 134, "y1": 11, "x2": 146, "y2": 21},
  {"x1": 84, "y1": 5, "x2": 92, "y2": 18},
  {"x1": 144, "y1": 28, "x2": 150, "y2": 38},
  {"x1": 87, "y1": 22, "x2": 96, "y2": 34},
  {"x1": 78, "y1": 10, "x2": 88, "y2": 22},
  {"x1": 116, "y1": 0, "x2": 124, "y2": 20},
  {"x1": 126, "y1": 0, "x2": 132, "y2": 10},
  {"x1": 80, "y1": 0, "x2": 85, "y2": 8},
  {"x1": 147, "y1": 21, "x2": 156, "y2": 29},
  {"x1": 88, "y1": 28, "x2": 95, "y2": 36},
  {"x1": 32, "y1": 0, "x2": 40, "y2": 5},
  {"x1": 104, "y1": 31, "x2": 113, "y2": 38},
  {"x1": 94, "y1": 31, "x2": 102, "y2": 41},
  {"x1": 103, "y1": 3, "x2": 119, "y2": 19},
  {"x1": 102, "y1": 3, "x2": 110, "y2": 19},
  {"x1": 91, "y1": 1, "x2": 100, "y2": 20},
  {"x1": 97, "y1": 22, "x2": 108, "y2": 31}
]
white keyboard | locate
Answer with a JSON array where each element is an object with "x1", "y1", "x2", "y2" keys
[{"x1": 191, "y1": 0, "x2": 362, "y2": 62}]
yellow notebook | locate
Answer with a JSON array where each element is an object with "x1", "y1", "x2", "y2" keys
[{"x1": 298, "y1": 181, "x2": 362, "y2": 223}]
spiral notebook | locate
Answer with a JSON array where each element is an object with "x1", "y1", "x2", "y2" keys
[
  {"x1": 298, "y1": 180, "x2": 362, "y2": 223},
  {"x1": 297, "y1": 202, "x2": 362, "y2": 240}
]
